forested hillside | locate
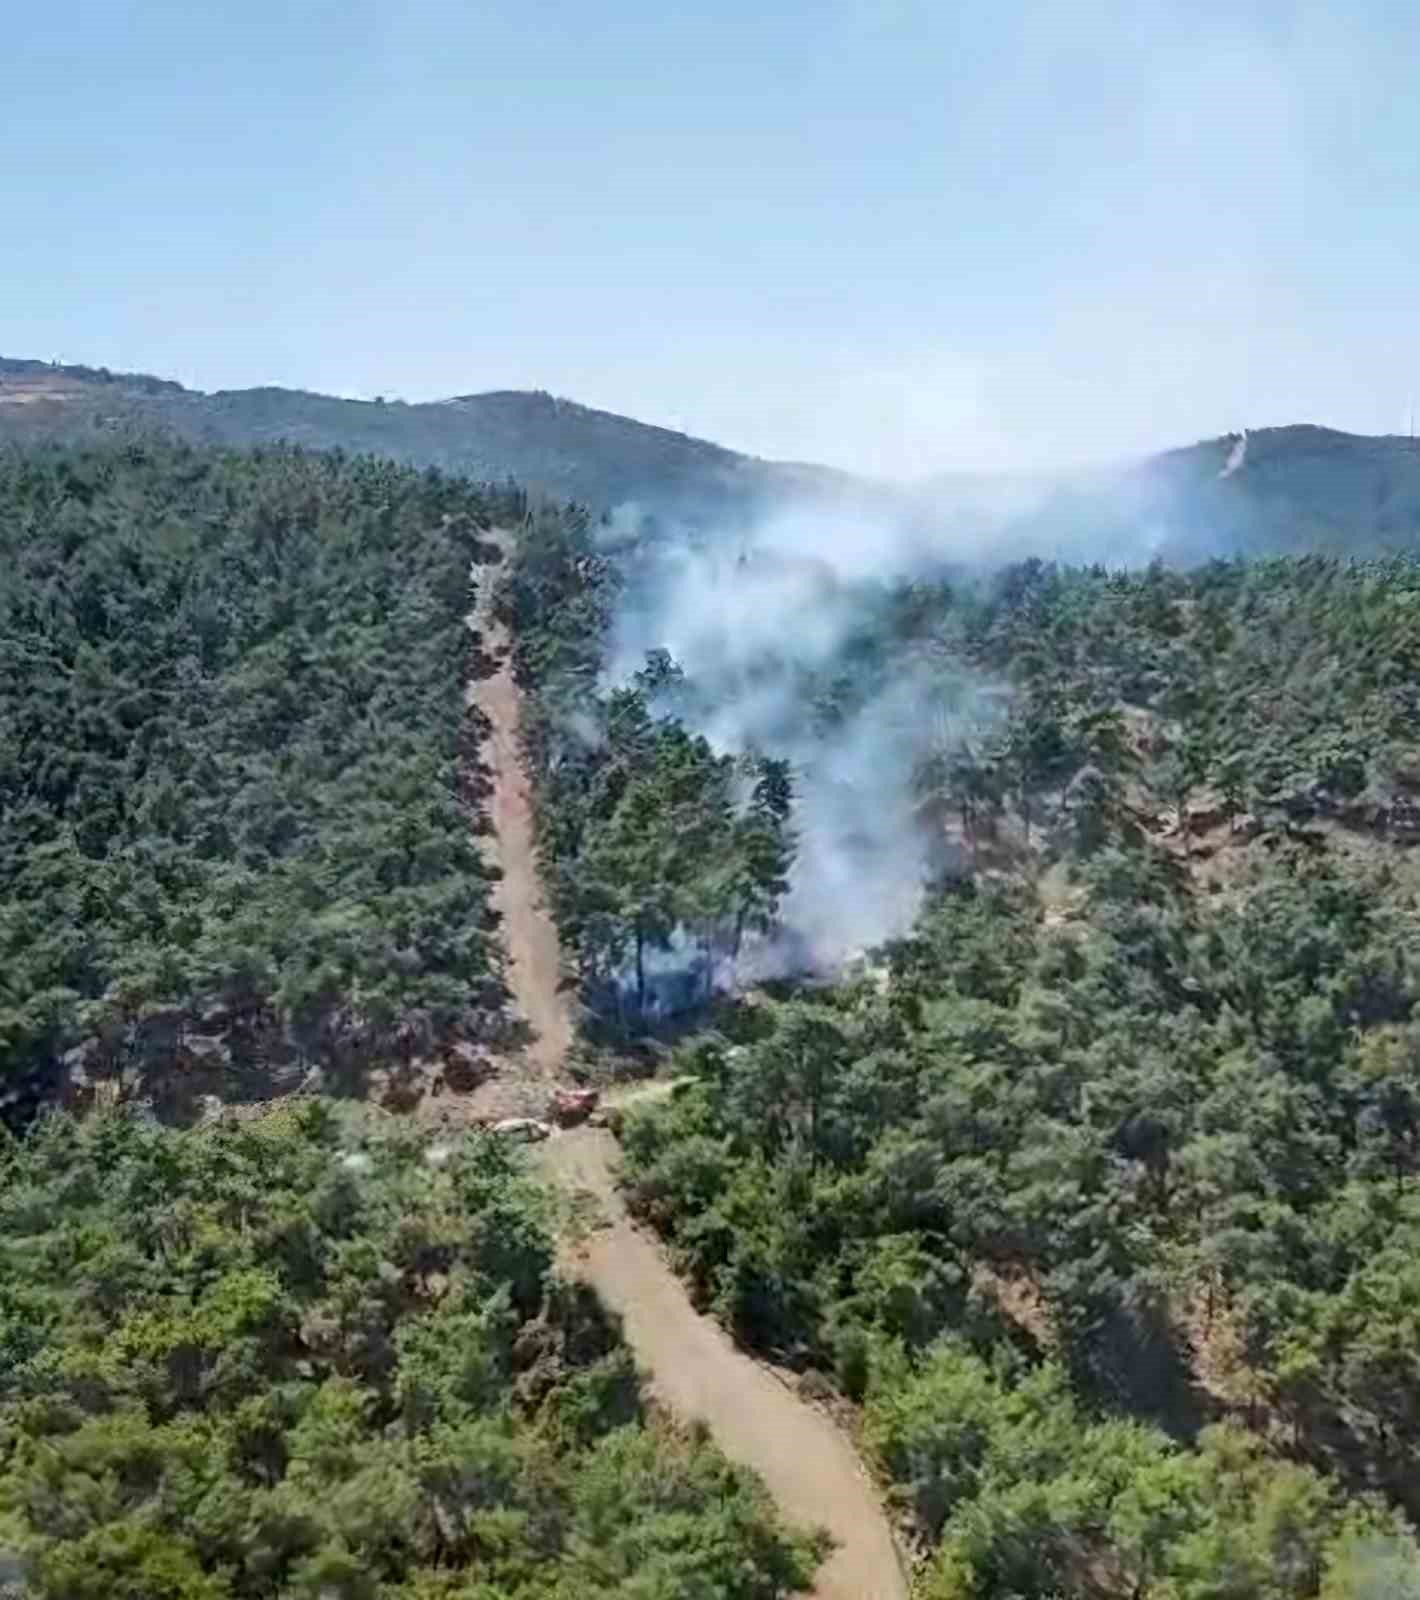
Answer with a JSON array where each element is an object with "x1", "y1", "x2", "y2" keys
[
  {"x1": 0, "y1": 441, "x2": 515, "y2": 1122},
  {"x1": 0, "y1": 359, "x2": 855, "y2": 519},
  {"x1": 10, "y1": 431, "x2": 1420, "y2": 1596},
  {"x1": 0, "y1": 1105, "x2": 818, "y2": 1597},
  {"x1": 14, "y1": 357, "x2": 1420, "y2": 558},
  {"x1": 0, "y1": 440, "x2": 832, "y2": 1600},
  {"x1": 506, "y1": 515, "x2": 1420, "y2": 1596},
  {"x1": 942, "y1": 426, "x2": 1420, "y2": 568}
]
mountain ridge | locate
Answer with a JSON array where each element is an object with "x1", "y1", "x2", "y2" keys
[
  {"x1": 10, "y1": 355, "x2": 1420, "y2": 554},
  {"x1": 0, "y1": 356, "x2": 862, "y2": 515}
]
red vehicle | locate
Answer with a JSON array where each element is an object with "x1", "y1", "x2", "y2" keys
[{"x1": 547, "y1": 1087, "x2": 600, "y2": 1127}]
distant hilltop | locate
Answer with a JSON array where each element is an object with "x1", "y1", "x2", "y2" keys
[
  {"x1": 0, "y1": 355, "x2": 186, "y2": 395},
  {"x1": 0, "y1": 356, "x2": 859, "y2": 517}
]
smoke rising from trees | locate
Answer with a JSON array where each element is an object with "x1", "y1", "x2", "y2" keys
[{"x1": 602, "y1": 500, "x2": 1006, "y2": 964}]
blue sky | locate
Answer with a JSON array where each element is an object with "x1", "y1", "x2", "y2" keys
[{"x1": 6, "y1": 0, "x2": 1420, "y2": 476}]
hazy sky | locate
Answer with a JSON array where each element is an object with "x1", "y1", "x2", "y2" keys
[{"x1": 6, "y1": 0, "x2": 1420, "y2": 477}]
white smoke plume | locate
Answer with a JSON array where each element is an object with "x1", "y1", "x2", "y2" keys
[
  {"x1": 1218, "y1": 430, "x2": 1248, "y2": 479},
  {"x1": 603, "y1": 500, "x2": 1006, "y2": 966},
  {"x1": 594, "y1": 417, "x2": 1293, "y2": 974}
]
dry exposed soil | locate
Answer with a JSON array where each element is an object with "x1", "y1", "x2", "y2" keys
[
  {"x1": 474, "y1": 536, "x2": 907, "y2": 1599},
  {"x1": 539, "y1": 1126, "x2": 908, "y2": 1599},
  {"x1": 443, "y1": 551, "x2": 574, "y2": 1125},
  {"x1": 466, "y1": 613, "x2": 573, "y2": 1078}
]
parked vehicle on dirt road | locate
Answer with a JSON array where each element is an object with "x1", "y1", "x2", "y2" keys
[
  {"x1": 548, "y1": 1087, "x2": 600, "y2": 1127},
  {"x1": 489, "y1": 1117, "x2": 553, "y2": 1143}
]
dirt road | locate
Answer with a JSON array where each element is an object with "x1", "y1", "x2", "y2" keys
[
  {"x1": 466, "y1": 569, "x2": 573, "y2": 1081},
  {"x1": 540, "y1": 1128, "x2": 907, "y2": 1599},
  {"x1": 472, "y1": 535, "x2": 907, "y2": 1599}
]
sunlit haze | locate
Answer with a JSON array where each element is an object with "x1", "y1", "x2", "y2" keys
[{"x1": 7, "y1": 0, "x2": 1420, "y2": 476}]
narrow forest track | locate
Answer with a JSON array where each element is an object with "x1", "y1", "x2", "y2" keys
[
  {"x1": 464, "y1": 542, "x2": 573, "y2": 1113},
  {"x1": 471, "y1": 534, "x2": 908, "y2": 1600},
  {"x1": 539, "y1": 1129, "x2": 908, "y2": 1599}
]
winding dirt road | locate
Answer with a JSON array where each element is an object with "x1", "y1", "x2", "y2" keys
[
  {"x1": 471, "y1": 538, "x2": 907, "y2": 1600},
  {"x1": 541, "y1": 1127, "x2": 907, "y2": 1599}
]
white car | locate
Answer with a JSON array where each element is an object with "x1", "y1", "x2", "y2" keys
[{"x1": 489, "y1": 1117, "x2": 553, "y2": 1143}]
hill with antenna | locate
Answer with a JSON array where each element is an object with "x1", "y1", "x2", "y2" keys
[{"x1": 916, "y1": 423, "x2": 1420, "y2": 566}]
